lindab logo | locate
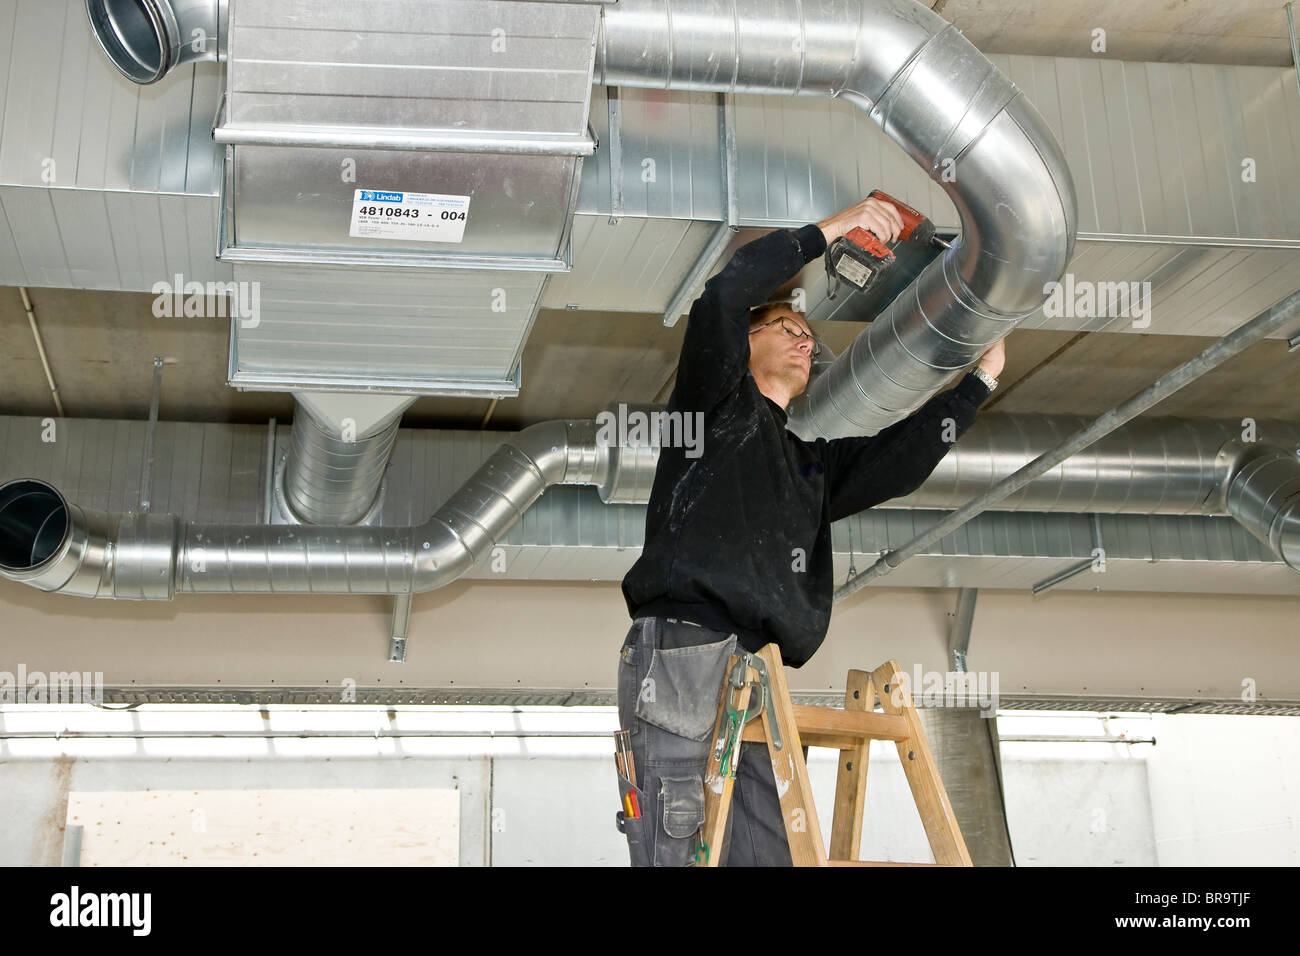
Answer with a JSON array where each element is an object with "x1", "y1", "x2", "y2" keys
[{"x1": 49, "y1": 886, "x2": 151, "y2": 936}]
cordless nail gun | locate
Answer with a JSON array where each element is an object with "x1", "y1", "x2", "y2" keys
[{"x1": 824, "y1": 189, "x2": 949, "y2": 301}]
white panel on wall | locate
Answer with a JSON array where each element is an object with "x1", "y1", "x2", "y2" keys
[{"x1": 66, "y1": 788, "x2": 459, "y2": 866}]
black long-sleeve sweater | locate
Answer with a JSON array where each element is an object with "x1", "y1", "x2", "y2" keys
[{"x1": 621, "y1": 223, "x2": 994, "y2": 667}]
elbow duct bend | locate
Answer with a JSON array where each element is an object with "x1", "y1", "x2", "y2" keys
[
  {"x1": 1221, "y1": 441, "x2": 1300, "y2": 572},
  {"x1": 0, "y1": 480, "x2": 179, "y2": 600},
  {"x1": 0, "y1": 420, "x2": 603, "y2": 600},
  {"x1": 84, "y1": 0, "x2": 226, "y2": 85},
  {"x1": 597, "y1": 0, "x2": 1078, "y2": 439}
]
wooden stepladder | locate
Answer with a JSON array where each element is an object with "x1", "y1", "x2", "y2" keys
[{"x1": 697, "y1": 645, "x2": 973, "y2": 867}]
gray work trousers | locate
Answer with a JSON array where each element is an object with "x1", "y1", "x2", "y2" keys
[{"x1": 614, "y1": 615, "x2": 796, "y2": 867}]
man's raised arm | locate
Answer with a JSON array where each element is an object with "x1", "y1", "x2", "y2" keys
[
  {"x1": 670, "y1": 223, "x2": 827, "y2": 413},
  {"x1": 822, "y1": 371, "x2": 995, "y2": 522}
]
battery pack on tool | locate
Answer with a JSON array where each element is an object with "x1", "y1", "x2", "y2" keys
[
  {"x1": 825, "y1": 190, "x2": 938, "y2": 302},
  {"x1": 826, "y1": 227, "x2": 894, "y2": 297}
]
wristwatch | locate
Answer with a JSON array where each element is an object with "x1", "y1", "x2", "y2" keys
[{"x1": 970, "y1": 366, "x2": 999, "y2": 393}]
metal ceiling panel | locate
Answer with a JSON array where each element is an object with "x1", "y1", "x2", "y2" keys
[
  {"x1": 577, "y1": 85, "x2": 727, "y2": 221},
  {"x1": 579, "y1": 59, "x2": 1300, "y2": 243},
  {"x1": 0, "y1": 0, "x2": 226, "y2": 290},
  {"x1": 990, "y1": 55, "x2": 1300, "y2": 242},
  {"x1": 539, "y1": 216, "x2": 718, "y2": 313}
]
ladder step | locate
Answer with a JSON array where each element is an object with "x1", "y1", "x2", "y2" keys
[{"x1": 739, "y1": 705, "x2": 909, "y2": 744}]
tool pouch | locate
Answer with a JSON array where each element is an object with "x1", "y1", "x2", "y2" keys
[
  {"x1": 615, "y1": 770, "x2": 651, "y2": 867},
  {"x1": 658, "y1": 774, "x2": 706, "y2": 845},
  {"x1": 634, "y1": 635, "x2": 736, "y2": 742}
]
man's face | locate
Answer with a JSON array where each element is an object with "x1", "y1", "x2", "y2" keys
[{"x1": 748, "y1": 309, "x2": 816, "y2": 394}]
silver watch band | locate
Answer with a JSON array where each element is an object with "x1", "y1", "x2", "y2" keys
[{"x1": 970, "y1": 366, "x2": 998, "y2": 392}]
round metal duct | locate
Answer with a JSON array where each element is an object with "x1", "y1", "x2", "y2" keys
[
  {"x1": 84, "y1": 0, "x2": 223, "y2": 84},
  {"x1": 0, "y1": 479, "x2": 69, "y2": 573}
]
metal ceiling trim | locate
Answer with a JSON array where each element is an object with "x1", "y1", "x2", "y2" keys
[
  {"x1": 215, "y1": 244, "x2": 572, "y2": 273},
  {"x1": 212, "y1": 125, "x2": 597, "y2": 155},
  {"x1": 226, "y1": 367, "x2": 525, "y2": 401},
  {"x1": 1078, "y1": 233, "x2": 1300, "y2": 250},
  {"x1": 59, "y1": 686, "x2": 1300, "y2": 715}
]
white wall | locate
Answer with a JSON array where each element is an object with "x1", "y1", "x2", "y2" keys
[
  {"x1": 1, "y1": 707, "x2": 1296, "y2": 866},
  {"x1": 3, "y1": 578, "x2": 1298, "y2": 702}
]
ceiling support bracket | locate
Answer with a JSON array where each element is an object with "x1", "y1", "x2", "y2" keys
[
  {"x1": 947, "y1": 588, "x2": 978, "y2": 672},
  {"x1": 389, "y1": 593, "x2": 413, "y2": 663}
]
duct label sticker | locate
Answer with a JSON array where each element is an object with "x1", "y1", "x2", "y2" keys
[{"x1": 349, "y1": 189, "x2": 470, "y2": 242}]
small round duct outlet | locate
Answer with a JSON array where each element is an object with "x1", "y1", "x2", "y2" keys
[
  {"x1": 0, "y1": 480, "x2": 69, "y2": 573},
  {"x1": 84, "y1": 0, "x2": 223, "y2": 85}
]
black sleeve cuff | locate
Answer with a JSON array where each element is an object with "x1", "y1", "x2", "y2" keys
[
  {"x1": 792, "y1": 223, "x2": 828, "y2": 264},
  {"x1": 955, "y1": 370, "x2": 993, "y2": 405}
]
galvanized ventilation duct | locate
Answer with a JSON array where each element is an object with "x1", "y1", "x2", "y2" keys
[
  {"x1": 596, "y1": 0, "x2": 1077, "y2": 440},
  {"x1": 585, "y1": 411, "x2": 1300, "y2": 570},
  {"x1": 1222, "y1": 441, "x2": 1300, "y2": 571},
  {"x1": 0, "y1": 419, "x2": 611, "y2": 599},
  {"x1": 2, "y1": 411, "x2": 1298, "y2": 599},
  {"x1": 588, "y1": 413, "x2": 1300, "y2": 517},
  {"x1": 4, "y1": 0, "x2": 1274, "y2": 604},
  {"x1": 279, "y1": 394, "x2": 415, "y2": 526}
]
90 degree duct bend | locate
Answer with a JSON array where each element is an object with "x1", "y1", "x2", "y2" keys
[
  {"x1": 1220, "y1": 441, "x2": 1300, "y2": 571},
  {"x1": 85, "y1": 0, "x2": 227, "y2": 85},
  {"x1": 0, "y1": 420, "x2": 604, "y2": 600},
  {"x1": 597, "y1": 0, "x2": 1077, "y2": 439}
]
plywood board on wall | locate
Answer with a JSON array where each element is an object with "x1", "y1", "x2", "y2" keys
[{"x1": 66, "y1": 789, "x2": 459, "y2": 866}]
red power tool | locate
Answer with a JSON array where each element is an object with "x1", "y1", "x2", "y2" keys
[{"x1": 824, "y1": 189, "x2": 947, "y2": 301}]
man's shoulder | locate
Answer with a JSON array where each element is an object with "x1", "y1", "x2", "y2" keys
[{"x1": 669, "y1": 369, "x2": 760, "y2": 417}]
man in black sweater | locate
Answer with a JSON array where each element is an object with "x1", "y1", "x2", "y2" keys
[{"x1": 614, "y1": 195, "x2": 1003, "y2": 867}]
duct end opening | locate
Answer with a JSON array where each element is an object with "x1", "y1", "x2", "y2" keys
[
  {"x1": 85, "y1": 0, "x2": 172, "y2": 84},
  {"x1": 0, "y1": 480, "x2": 70, "y2": 574}
]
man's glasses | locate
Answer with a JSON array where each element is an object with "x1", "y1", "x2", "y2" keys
[{"x1": 749, "y1": 316, "x2": 823, "y2": 359}]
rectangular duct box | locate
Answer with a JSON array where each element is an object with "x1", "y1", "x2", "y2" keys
[{"x1": 217, "y1": 0, "x2": 600, "y2": 269}]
